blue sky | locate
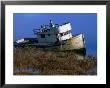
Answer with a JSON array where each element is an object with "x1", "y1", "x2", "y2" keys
[{"x1": 13, "y1": 13, "x2": 97, "y2": 55}]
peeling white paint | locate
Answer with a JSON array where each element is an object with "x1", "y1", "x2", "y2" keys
[{"x1": 58, "y1": 23, "x2": 71, "y2": 33}]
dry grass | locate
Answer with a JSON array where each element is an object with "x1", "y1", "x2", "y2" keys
[
  {"x1": 14, "y1": 72, "x2": 34, "y2": 75},
  {"x1": 14, "y1": 47, "x2": 97, "y2": 75}
]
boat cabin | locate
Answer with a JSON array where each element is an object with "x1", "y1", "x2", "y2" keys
[{"x1": 33, "y1": 20, "x2": 72, "y2": 46}]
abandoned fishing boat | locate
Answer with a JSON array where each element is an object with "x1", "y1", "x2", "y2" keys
[{"x1": 14, "y1": 20, "x2": 86, "y2": 55}]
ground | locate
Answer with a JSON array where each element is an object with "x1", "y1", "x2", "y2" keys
[{"x1": 14, "y1": 47, "x2": 97, "y2": 75}]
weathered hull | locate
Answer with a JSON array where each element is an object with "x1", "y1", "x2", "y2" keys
[
  {"x1": 14, "y1": 34, "x2": 86, "y2": 55},
  {"x1": 42, "y1": 33, "x2": 86, "y2": 55},
  {"x1": 58, "y1": 33, "x2": 85, "y2": 50}
]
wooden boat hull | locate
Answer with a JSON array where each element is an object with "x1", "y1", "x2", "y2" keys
[
  {"x1": 14, "y1": 34, "x2": 86, "y2": 55},
  {"x1": 44, "y1": 33, "x2": 86, "y2": 55}
]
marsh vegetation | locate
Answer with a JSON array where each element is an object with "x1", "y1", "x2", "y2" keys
[{"x1": 14, "y1": 47, "x2": 97, "y2": 75}]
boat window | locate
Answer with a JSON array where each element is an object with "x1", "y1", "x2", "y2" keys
[
  {"x1": 60, "y1": 33, "x2": 63, "y2": 36},
  {"x1": 41, "y1": 34, "x2": 45, "y2": 38},
  {"x1": 48, "y1": 34, "x2": 50, "y2": 36},
  {"x1": 60, "y1": 31, "x2": 69, "y2": 36},
  {"x1": 44, "y1": 29, "x2": 47, "y2": 32},
  {"x1": 47, "y1": 29, "x2": 50, "y2": 31},
  {"x1": 64, "y1": 31, "x2": 68, "y2": 35}
]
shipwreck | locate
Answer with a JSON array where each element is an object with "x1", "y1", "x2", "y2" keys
[{"x1": 14, "y1": 20, "x2": 86, "y2": 55}]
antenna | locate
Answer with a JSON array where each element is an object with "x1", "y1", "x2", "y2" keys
[{"x1": 49, "y1": 20, "x2": 54, "y2": 28}]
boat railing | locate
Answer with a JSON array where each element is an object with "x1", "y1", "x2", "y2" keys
[{"x1": 33, "y1": 29, "x2": 40, "y2": 34}]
